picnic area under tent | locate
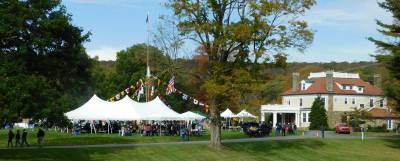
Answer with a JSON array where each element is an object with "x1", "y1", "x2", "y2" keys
[
  {"x1": 236, "y1": 109, "x2": 256, "y2": 118},
  {"x1": 220, "y1": 108, "x2": 236, "y2": 118},
  {"x1": 179, "y1": 111, "x2": 206, "y2": 120}
]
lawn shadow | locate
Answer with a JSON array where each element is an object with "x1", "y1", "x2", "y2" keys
[
  {"x1": 0, "y1": 147, "x2": 131, "y2": 161},
  {"x1": 222, "y1": 138, "x2": 326, "y2": 156},
  {"x1": 382, "y1": 135, "x2": 400, "y2": 149}
]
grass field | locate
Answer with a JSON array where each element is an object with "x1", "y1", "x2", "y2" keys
[
  {"x1": 0, "y1": 138, "x2": 399, "y2": 161},
  {"x1": 0, "y1": 129, "x2": 248, "y2": 147}
]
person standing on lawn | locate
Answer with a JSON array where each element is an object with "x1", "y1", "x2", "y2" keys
[
  {"x1": 21, "y1": 129, "x2": 29, "y2": 147},
  {"x1": 15, "y1": 130, "x2": 21, "y2": 147},
  {"x1": 7, "y1": 130, "x2": 14, "y2": 147},
  {"x1": 37, "y1": 128, "x2": 45, "y2": 147}
]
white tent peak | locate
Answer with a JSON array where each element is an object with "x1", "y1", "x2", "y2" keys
[
  {"x1": 180, "y1": 111, "x2": 206, "y2": 120},
  {"x1": 236, "y1": 109, "x2": 256, "y2": 118},
  {"x1": 220, "y1": 108, "x2": 236, "y2": 118}
]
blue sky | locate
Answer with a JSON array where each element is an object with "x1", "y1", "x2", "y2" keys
[{"x1": 62, "y1": 0, "x2": 392, "y2": 62}]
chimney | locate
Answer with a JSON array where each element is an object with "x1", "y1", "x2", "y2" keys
[
  {"x1": 374, "y1": 74, "x2": 381, "y2": 88},
  {"x1": 292, "y1": 72, "x2": 300, "y2": 92},
  {"x1": 326, "y1": 70, "x2": 334, "y2": 92}
]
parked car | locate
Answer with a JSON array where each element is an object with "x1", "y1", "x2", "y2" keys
[{"x1": 335, "y1": 123, "x2": 351, "y2": 134}]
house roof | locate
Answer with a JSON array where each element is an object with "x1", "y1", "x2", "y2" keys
[
  {"x1": 282, "y1": 77, "x2": 383, "y2": 96},
  {"x1": 368, "y1": 108, "x2": 398, "y2": 118}
]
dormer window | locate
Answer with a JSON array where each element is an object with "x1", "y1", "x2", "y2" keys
[
  {"x1": 349, "y1": 86, "x2": 353, "y2": 90},
  {"x1": 358, "y1": 87, "x2": 362, "y2": 91}
]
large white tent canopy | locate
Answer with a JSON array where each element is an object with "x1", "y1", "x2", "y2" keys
[
  {"x1": 220, "y1": 108, "x2": 236, "y2": 118},
  {"x1": 65, "y1": 94, "x2": 194, "y2": 121},
  {"x1": 65, "y1": 95, "x2": 112, "y2": 120},
  {"x1": 236, "y1": 109, "x2": 256, "y2": 118}
]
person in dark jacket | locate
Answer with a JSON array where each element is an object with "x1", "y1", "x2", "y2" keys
[
  {"x1": 15, "y1": 130, "x2": 21, "y2": 147},
  {"x1": 21, "y1": 129, "x2": 29, "y2": 147},
  {"x1": 320, "y1": 125, "x2": 325, "y2": 139},
  {"x1": 7, "y1": 130, "x2": 14, "y2": 147},
  {"x1": 37, "y1": 128, "x2": 45, "y2": 147}
]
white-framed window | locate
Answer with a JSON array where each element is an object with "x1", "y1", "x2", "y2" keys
[
  {"x1": 358, "y1": 87, "x2": 362, "y2": 91},
  {"x1": 303, "y1": 113, "x2": 306, "y2": 122},
  {"x1": 387, "y1": 119, "x2": 393, "y2": 130},
  {"x1": 350, "y1": 86, "x2": 353, "y2": 90},
  {"x1": 307, "y1": 113, "x2": 310, "y2": 122},
  {"x1": 345, "y1": 98, "x2": 348, "y2": 104},
  {"x1": 380, "y1": 99, "x2": 384, "y2": 107},
  {"x1": 300, "y1": 98, "x2": 303, "y2": 107},
  {"x1": 352, "y1": 98, "x2": 356, "y2": 104},
  {"x1": 360, "y1": 104, "x2": 364, "y2": 108}
]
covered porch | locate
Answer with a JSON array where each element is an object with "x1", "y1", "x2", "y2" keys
[{"x1": 260, "y1": 104, "x2": 310, "y2": 128}]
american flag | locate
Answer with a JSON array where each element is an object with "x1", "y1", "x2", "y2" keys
[{"x1": 166, "y1": 76, "x2": 175, "y2": 95}]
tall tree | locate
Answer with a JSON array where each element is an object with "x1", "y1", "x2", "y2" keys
[
  {"x1": 0, "y1": 0, "x2": 92, "y2": 124},
  {"x1": 309, "y1": 96, "x2": 328, "y2": 130},
  {"x1": 369, "y1": 0, "x2": 400, "y2": 110},
  {"x1": 167, "y1": 0, "x2": 315, "y2": 147}
]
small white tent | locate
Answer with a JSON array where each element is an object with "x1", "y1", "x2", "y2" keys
[
  {"x1": 236, "y1": 109, "x2": 256, "y2": 118},
  {"x1": 65, "y1": 94, "x2": 111, "y2": 120},
  {"x1": 220, "y1": 108, "x2": 236, "y2": 118},
  {"x1": 180, "y1": 111, "x2": 206, "y2": 120}
]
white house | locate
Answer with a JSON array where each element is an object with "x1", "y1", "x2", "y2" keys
[{"x1": 261, "y1": 71, "x2": 394, "y2": 129}]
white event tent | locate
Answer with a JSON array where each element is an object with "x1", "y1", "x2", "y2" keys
[
  {"x1": 65, "y1": 94, "x2": 112, "y2": 120},
  {"x1": 65, "y1": 94, "x2": 188, "y2": 121},
  {"x1": 236, "y1": 109, "x2": 256, "y2": 118},
  {"x1": 179, "y1": 111, "x2": 206, "y2": 120},
  {"x1": 220, "y1": 108, "x2": 236, "y2": 118},
  {"x1": 133, "y1": 97, "x2": 185, "y2": 120}
]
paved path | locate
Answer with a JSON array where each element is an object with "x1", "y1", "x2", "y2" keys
[{"x1": 0, "y1": 135, "x2": 396, "y2": 150}]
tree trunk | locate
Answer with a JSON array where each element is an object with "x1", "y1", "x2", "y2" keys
[{"x1": 209, "y1": 105, "x2": 221, "y2": 148}]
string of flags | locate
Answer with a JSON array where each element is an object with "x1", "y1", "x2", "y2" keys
[{"x1": 107, "y1": 76, "x2": 209, "y2": 112}]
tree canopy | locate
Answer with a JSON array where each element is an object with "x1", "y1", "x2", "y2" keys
[
  {"x1": 0, "y1": 0, "x2": 92, "y2": 125},
  {"x1": 167, "y1": 0, "x2": 315, "y2": 146},
  {"x1": 309, "y1": 96, "x2": 328, "y2": 130},
  {"x1": 369, "y1": 0, "x2": 400, "y2": 110}
]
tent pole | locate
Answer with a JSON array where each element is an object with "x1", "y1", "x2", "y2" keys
[{"x1": 90, "y1": 121, "x2": 93, "y2": 134}]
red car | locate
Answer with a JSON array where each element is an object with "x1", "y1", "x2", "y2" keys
[{"x1": 335, "y1": 123, "x2": 351, "y2": 134}]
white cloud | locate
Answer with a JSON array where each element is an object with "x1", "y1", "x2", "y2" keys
[
  {"x1": 305, "y1": 0, "x2": 391, "y2": 31},
  {"x1": 87, "y1": 46, "x2": 122, "y2": 61}
]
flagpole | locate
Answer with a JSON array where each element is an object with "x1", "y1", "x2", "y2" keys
[{"x1": 146, "y1": 12, "x2": 150, "y2": 102}]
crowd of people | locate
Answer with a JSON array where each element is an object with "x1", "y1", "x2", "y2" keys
[
  {"x1": 275, "y1": 122, "x2": 297, "y2": 136},
  {"x1": 7, "y1": 128, "x2": 46, "y2": 148}
]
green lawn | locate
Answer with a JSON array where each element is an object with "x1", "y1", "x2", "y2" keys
[
  {"x1": 0, "y1": 129, "x2": 248, "y2": 146},
  {"x1": 0, "y1": 139, "x2": 399, "y2": 161}
]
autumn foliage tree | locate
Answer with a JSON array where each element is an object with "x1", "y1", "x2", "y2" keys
[{"x1": 167, "y1": 0, "x2": 315, "y2": 147}]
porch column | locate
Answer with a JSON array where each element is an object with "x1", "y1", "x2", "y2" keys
[
  {"x1": 272, "y1": 112, "x2": 277, "y2": 127},
  {"x1": 261, "y1": 112, "x2": 265, "y2": 122},
  {"x1": 295, "y1": 112, "x2": 300, "y2": 127}
]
